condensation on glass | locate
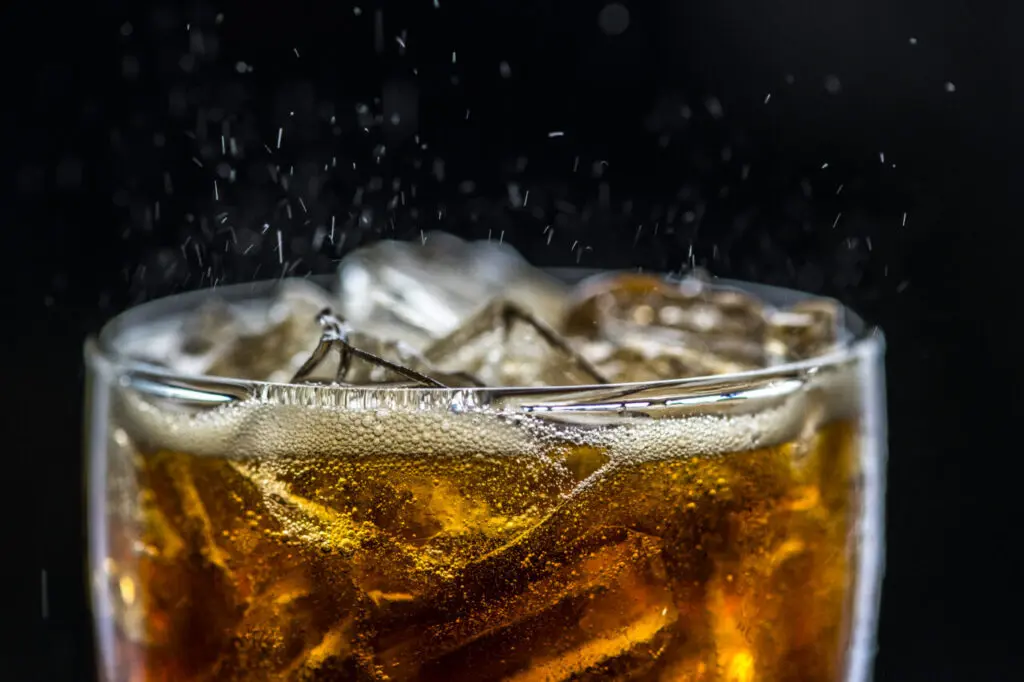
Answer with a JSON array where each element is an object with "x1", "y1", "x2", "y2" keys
[{"x1": 85, "y1": 250, "x2": 885, "y2": 682}]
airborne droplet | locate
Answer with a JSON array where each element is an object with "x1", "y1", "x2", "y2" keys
[{"x1": 598, "y1": 3, "x2": 630, "y2": 36}]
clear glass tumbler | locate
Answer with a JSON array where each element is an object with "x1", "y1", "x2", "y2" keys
[{"x1": 85, "y1": 274, "x2": 885, "y2": 682}]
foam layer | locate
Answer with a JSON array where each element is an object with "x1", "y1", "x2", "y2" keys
[{"x1": 113, "y1": 361, "x2": 860, "y2": 464}]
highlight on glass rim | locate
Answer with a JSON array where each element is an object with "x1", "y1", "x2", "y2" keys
[{"x1": 85, "y1": 233, "x2": 886, "y2": 682}]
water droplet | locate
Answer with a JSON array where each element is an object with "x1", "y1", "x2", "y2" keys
[
  {"x1": 598, "y1": 3, "x2": 630, "y2": 36},
  {"x1": 705, "y1": 97, "x2": 724, "y2": 119}
]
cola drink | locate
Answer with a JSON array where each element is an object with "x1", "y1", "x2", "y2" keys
[{"x1": 86, "y1": 235, "x2": 885, "y2": 682}]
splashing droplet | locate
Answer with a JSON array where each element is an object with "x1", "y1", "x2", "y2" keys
[{"x1": 598, "y1": 3, "x2": 630, "y2": 36}]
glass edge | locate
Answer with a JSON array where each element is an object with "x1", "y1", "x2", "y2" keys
[
  {"x1": 843, "y1": 326, "x2": 888, "y2": 682},
  {"x1": 84, "y1": 330, "x2": 884, "y2": 402},
  {"x1": 84, "y1": 272, "x2": 885, "y2": 398}
]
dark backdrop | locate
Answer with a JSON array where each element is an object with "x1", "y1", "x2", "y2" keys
[{"x1": 3, "y1": 0, "x2": 1015, "y2": 680}]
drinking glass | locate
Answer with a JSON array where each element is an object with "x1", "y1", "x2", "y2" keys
[{"x1": 85, "y1": 273, "x2": 886, "y2": 682}]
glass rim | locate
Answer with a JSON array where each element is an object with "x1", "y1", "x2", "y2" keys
[{"x1": 85, "y1": 269, "x2": 884, "y2": 403}]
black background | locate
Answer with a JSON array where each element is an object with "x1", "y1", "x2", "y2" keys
[{"x1": 2, "y1": 0, "x2": 1016, "y2": 680}]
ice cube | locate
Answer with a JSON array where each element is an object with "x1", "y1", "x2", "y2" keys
[
  {"x1": 342, "y1": 331, "x2": 485, "y2": 387},
  {"x1": 289, "y1": 309, "x2": 452, "y2": 387},
  {"x1": 204, "y1": 280, "x2": 337, "y2": 382},
  {"x1": 179, "y1": 299, "x2": 239, "y2": 358},
  {"x1": 336, "y1": 232, "x2": 569, "y2": 351},
  {"x1": 215, "y1": 433, "x2": 575, "y2": 644},
  {"x1": 764, "y1": 299, "x2": 842, "y2": 363},
  {"x1": 156, "y1": 280, "x2": 335, "y2": 382},
  {"x1": 217, "y1": 566, "x2": 363, "y2": 677},
  {"x1": 563, "y1": 272, "x2": 767, "y2": 381},
  {"x1": 423, "y1": 300, "x2": 607, "y2": 386},
  {"x1": 564, "y1": 271, "x2": 766, "y2": 341},
  {"x1": 383, "y1": 528, "x2": 677, "y2": 681}
]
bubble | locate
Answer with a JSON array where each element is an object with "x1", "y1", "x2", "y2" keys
[
  {"x1": 705, "y1": 97, "x2": 724, "y2": 119},
  {"x1": 598, "y1": 3, "x2": 630, "y2": 36}
]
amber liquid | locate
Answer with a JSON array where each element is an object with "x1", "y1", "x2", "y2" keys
[{"x1": 100, "y1": 419, "x2": 858, "y2": 682}]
